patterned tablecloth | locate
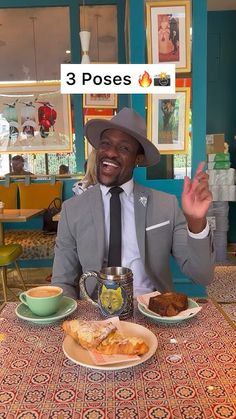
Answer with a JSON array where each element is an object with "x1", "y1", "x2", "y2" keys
[{"x1": 0, "y1": 300, "x2": 235, "y2": 419}]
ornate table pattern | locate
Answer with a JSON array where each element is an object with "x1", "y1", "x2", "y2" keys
[{"x1": 0, "y1": 300, "x2": 235, "y2": 419}]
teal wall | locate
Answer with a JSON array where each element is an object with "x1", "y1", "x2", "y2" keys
[{"x1": 207, "y1": 11, "x2": 236, "y2": 242}]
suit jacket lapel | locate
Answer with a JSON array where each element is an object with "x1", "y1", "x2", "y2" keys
[
  {"x1": 134, "y1": 183, "x2": 149, "y2": 262},
  {"x1": 89, "y1": 185, "x2": 105, "y2": 266}
]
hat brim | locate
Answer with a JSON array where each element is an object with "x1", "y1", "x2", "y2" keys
[{"x1": 84, "y1": 119, "x2": 160, "y2": 167}]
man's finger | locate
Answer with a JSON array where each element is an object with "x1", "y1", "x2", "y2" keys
[
  {"x1": 195, "y1": 161, "x2": 206, "y2": 175},
  {"x1": 183, "y1": 176, "x2": 191, "y2": 194}
]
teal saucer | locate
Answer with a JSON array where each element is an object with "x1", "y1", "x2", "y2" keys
[{"x1": 15, "y1": 296, "x2": 77, "y2": 325}]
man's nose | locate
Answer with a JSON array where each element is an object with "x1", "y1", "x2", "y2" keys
[{"x1": 105, "y1": 144, "x2": 120, "y2": 157}]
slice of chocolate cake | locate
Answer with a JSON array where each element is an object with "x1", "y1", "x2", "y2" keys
[{"x1": 148, "y1": 292, "x2": 188, "y2": 317}]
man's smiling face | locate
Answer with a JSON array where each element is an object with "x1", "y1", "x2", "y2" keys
[{"x1": 96, "y1": 129, "x2": 144, "y2": 187}]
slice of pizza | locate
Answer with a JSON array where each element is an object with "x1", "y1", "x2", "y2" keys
[{"x1": 62, "y1": 319, "x2": 117, "y2": 349}]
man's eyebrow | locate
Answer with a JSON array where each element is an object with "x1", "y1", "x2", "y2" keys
[{"x1": 100, "y1": 134, "x2": 131, "y2": 145}]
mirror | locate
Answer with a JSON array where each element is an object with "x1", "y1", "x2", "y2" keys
[{"x1": 0, "y1": 7, "x2": 70, "y2": 82}]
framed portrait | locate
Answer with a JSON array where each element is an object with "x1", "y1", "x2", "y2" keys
[
  {"x1": 83, "y1": 93, "x2": 117, "y2": 109},
  {"x1": 84, "y1": 114, "x2": 113, "y2": 159},
  {"x1": 146, "y1": 1, "x2": 191, "y2": 73},
  {"x1": 147, "y1": 86, "x2": 191, "y2": 154},
  {"x1": 0, "y1": 82, "x2": 72, "y2": 154}
]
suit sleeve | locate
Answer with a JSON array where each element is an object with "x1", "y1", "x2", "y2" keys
[
  {"x1": 51, "y1": 202, "x2": 81, "y2": 299},
  {"x1": 171, "y1": 196, "x2": 215, "y2": 285}
]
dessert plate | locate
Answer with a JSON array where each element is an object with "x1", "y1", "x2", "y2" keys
[
  {"x1": 138, "y1": 298, "x2": 201, "y2": 324},
  {"x1": 15, "y1": 296, "x2": 77, "y2": 325},
  {"x1": 63, "y1": 321, "x2": 158, "y2": 370}
]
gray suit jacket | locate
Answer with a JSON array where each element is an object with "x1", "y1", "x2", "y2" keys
[{"x1": 52, "y1": 183, "x2": 215, "y2": 299}]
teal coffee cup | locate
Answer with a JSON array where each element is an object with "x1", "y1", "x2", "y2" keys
[{"x1": 19, "y1": 286, "x2": 63, "y2": 317}]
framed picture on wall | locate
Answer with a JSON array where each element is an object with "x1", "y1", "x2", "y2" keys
[
  {"x1": 146, "y1": 1, "x2": 191, "y2": 73},
  {"x1": 147, "y1": 86, "x2": 191, "y2": 154},
  {"x1": 83, "y1": 93, "x2": 117, "y2": 109},
  {"x1": 84, "y1": 114, "x2": 113, "y2": 158},
  {"x1": 0, "y1": 82, "x2": 72, "y2": 154}
]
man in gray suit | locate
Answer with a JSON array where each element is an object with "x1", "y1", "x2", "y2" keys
[{"x1": 52, "y1": 107, "x2": 214, "y2": 299}]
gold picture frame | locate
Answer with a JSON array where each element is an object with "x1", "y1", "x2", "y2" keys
[
  {"x1": 0, "y1": 81, "x2": 72, "y2": 154},
  {"x1": 146, "y1": 0, "x2": 191, "y2": 73},
  {"x1": 83, "y1": 93, "x2": 117, "y2": 109},
  {"x1": 84, "y1": 114, "x2": 113, "y2": 159},
  {"x1": 147, "y1": 86, "x2": 191, "y2": 154}
]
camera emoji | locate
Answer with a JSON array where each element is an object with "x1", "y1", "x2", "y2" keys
[{"x1": 154, "y1": 73, "x2": 170, "y2": 86}]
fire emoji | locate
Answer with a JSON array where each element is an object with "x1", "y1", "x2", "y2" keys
[{"x1": 139, "y1": 71, "x2": 152, "y2": 87}]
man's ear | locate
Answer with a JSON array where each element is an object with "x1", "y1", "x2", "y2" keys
[{"x1": 136, "y1": 154, "x2": 145, "y2": 167}]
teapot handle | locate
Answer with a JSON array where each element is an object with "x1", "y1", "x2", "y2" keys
[{"x1": 79, "y1": 271, "x2": 99, "y2": 306}]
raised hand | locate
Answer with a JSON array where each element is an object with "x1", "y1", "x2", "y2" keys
[{"x1": 182, "y1": 161, "x2": 212, "y2": 233}]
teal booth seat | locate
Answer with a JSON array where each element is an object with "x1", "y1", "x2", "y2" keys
[{"x1": 169, "y1": 257, "x2": 207, "y2": 297}]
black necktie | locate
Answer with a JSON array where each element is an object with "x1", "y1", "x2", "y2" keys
[{"x1": 108, "y1": 186, "x2": 123, "y2": 267}]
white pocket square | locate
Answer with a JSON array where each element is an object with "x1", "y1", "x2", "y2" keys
[{"x1": 146, "y1": 220, "x2": 170, "y2": 231}]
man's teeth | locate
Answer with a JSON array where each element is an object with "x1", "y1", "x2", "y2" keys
[{"x1": 103, "y1": 161, "x2": 119, "y2": 168}]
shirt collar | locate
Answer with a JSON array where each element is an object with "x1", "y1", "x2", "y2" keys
[{"x1": 100, "y1": 178, "x2": 134, "y2": 197}]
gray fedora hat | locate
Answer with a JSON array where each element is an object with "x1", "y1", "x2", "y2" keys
[{"x1": 84, "y1": 107, "x2": 160, "y2": 167}]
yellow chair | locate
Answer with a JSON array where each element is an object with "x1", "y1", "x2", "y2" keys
[
  {"x1": 0, "y1": 244, "x2": 26, "y2": 302},
  {"x1": 18, "y1": 181, "x2": 62, "y2": 209},
  {"x1": 0, "y1": 183, "x2": 18, "y2": 209}
]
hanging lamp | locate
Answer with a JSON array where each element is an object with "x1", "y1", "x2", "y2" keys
[{"x1": 79, "y1": 30, "x2": 91, "y2": 64}]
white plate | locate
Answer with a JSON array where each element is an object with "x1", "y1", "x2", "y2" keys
[
  {"x1": 15, "y1": 296, "x2": 77, "y2": 325},
  {"x1": 63, "y1": 321, "x2": 158, "y2": 370},
  {"x1": 138, "y1": 298, "x2": 201, "y2": 324}
]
